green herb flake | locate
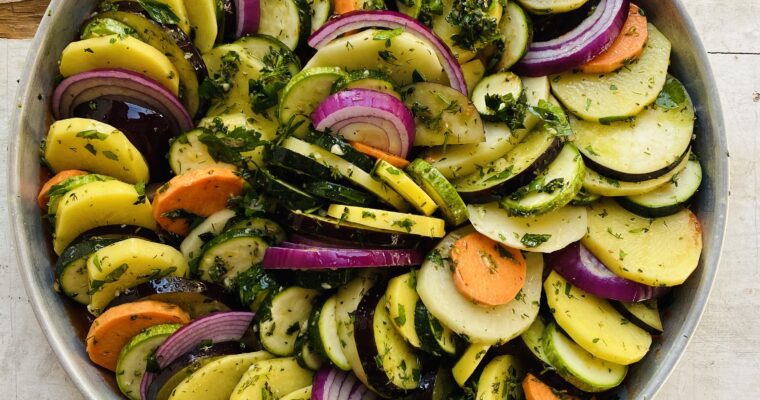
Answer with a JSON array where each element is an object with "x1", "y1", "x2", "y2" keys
[
  {"x1": 76, "y1": 130, "x2": 107, "y2": 140},
  {"x1": 137, "y1": 0, "x2": 180, "y2": 25},
  {"x1": 520, "y1": 233, "x2": 551, "y2": 248},
  {"x1": 102, "y1": 150, "x2": 118, "y2": 161},
  {"x1": 394, "y1": 304, "x2": 406, "y2": 327},
  {"x1": 84, "y1": 143, "x2": 97, "y2": 155}
]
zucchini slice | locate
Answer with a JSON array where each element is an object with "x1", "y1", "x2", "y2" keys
[
  {"x1": 56, "y1": 238, "x2": 119, "y2": 305},
  {"x1": 573, "y1": 76, "x2": 695, "y2": 181},
  {"x1": 520, "y1": 316, "x2": 552, "y2": 365},
  {"x1": 169, "y1": 129, "x2": 233, "y2": 175},
  {"x1": 468, "y1": 203, "x2": 588, "y2": 253},
  {"x1": 326, "y1": 204, "x2": 446, "y2": 238},
  {"x1": 355, "y1": 289, "x2": 422, "y2": 396},
  {"x1": 453, "y1": 125, "x2": 562, "y2": 203},
  {"x1": 231, "y1": 357, "x2": 315, "y2": 400},
  {"x1": 258, "y1": 0, "x2": 310, "y2": 50},
  {"x1": 544, "y1": 271, "x2": 652, "y2": 365},
  {"x1": 303, "y1": 181, "x2": 377, "y2": 207},
  {"x1": 472, "y1": 72, "x2": 524, "y2": 120},
  {"x1": 414, "y1": 299, "x2": 459, "y2": 357},
  {"x1": 304, "y1": 130, "x2": 376, "y2": 172},
  {"x1": 542, "y1": 322, "x2": 627, "y2": 393},
  {"x1": 550, "y1": 24, "x2": 671, "y2": 122},
  {"x1": 406, "y1": 159, "x2": 469, "y2": 226},
  {"x1": 613, "y1": 299, "x2": 664, "y2": 334},
  {"x1": 116, "y1": 324, "x2": 181, "y2": 400},
  {"x1": 452, "y1": 343, "x2": 491, "y2": 387},
  {"x1": 516, "y1": 0, "x2": 589, "y2": 14},
  {"x1": 569, "y1": 188, "x2": 600, "y2": 206},
  {"x1": 234, "y1": 34, "x2": 300, "y2": 72},
  {"x1": 279, "y1": 67, "x2": 348, "y2": 138},
  {"x1": 396, "y1": 0, "x2": 422, "y2": 18},
  {"x1": 202, "y1": 43, "x2": 265, "y2": 116},
  {"x1": 495, "y1": 2, "x2": 532, "y2": 70},
  {"x1": 335, "y1": 272, "x2": 380, "y2": 386},
  {"x1": 168, "y1": 352, "x2": 274, "y2": 400},
  {"x1": 416, "y1": 226, "x2": 543, "y2": 344},
  {"x1": 583, "y1": 153, "x2": 691, "y2": 197},
  {"x1": 375, "y1": 160, "x2": 438, "y2": 215},
  {"x1": 617, "y1": 155, "x2": 702, "y2": 218},
  {"x1": 309, "y1": 295, "x2": 352, "y2": 370},
  {"x1": 582, "y1": 198, "x2": 703, "y2": 287},
  {"x1": 197, "y1": 230, "x2": 270, "y2": 287},
  {"x1": 282, "y1": 137, "x2": 410, "y2": 211},
  {"x1": 401, "y1": 82, "x2": 485, "y2": 146},
  {"x1": 476, "y1": 355, "x2": 524, "y2": 400},
  {"x1": 309, "y1": 0, "x2": 332, "y2": 32},
  {"x1": 385, "y1": 272, "x2": 422, "y2": 348},
  {"x1": 499, "y1": 143, "x2": 585, "y2": 217},
  {"x1": 333, "y1": 69, "x2": 399, "y2": 99},
  {"x1": 224, "y1": 217, "x2": 286, "y2": 244},
  {"x1": 295, "y1": 330, "x2": 324, "y2": 370},
  {"x1": 304, "y1": 29, "x2": 446, "y2": 88},
  {"x1": 267, "y1": 145, "x2": 335, "y2": 179},
  {"x1": 180, "y1": 208, "x2": 237, "y2": 260},
  {"x1": 258, "y1": 286, "x2": 320, "y2": 356},
  {"x1": 256, "y1": 168, "x2": 324, "y2": 211}
]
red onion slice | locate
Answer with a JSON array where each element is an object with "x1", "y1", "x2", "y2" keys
[
  {"x1": 234, "y1": 0, "x2": 261, "y2": 38},
  {"x1": 514, "y1": 0, "x2": 629, "y2": 76},
  {"x1": 312, "y1": 368, "x2": 377, "y2": 400},
  {"x1": 545, "y1": 242, "x2": 668, "y2": 302},
  {"x1": 311, "y1": 89, "x2": 415, "y2": 158},
  {"x1": 53, "y1": 69, "x2": 193, "y2": 133},
  {"x1": 263, "y1": 246, "x2": 423, "y2": 269},
  {"x1": 308, "y1": 10, "x2": 468, "y2": 95},
  {"x1": 139, "y1": 311, "x2": 254, "y2": 400}
]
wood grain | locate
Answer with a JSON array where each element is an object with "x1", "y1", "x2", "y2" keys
[{"x1": 0, "y1": 0, "x2": 50, "y2": 39}]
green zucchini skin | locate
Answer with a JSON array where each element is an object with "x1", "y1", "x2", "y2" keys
[
  {"x1": 56, "y1": 238, "x2": 120, "y2": 304},
  {"x1": 303, "y1": 181, "x2": 377, "y2": 207},
  {"x1": 197, "y1": 229, "x2": 271, "y2": 287},
  {"x1": 406, "y1": 159, "x2": 469, "y2": 226},
  {"x1": 304, "y1": 130, "x2": 375, "y2": 173},
  {"x1": 258, "y1": 286, "x2": 320, "y2": 356},
  {"x1": 254, "y1": 168, "x2": 324, "y2": 211},
  {"x1": 414, "y1": 299, "x2": 460, "y2": 357},
  {"x1": 266, "y1": 146, "x2": 335, "y2": 180}
]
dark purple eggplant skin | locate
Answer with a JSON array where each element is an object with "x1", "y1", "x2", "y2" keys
[
  {"x1": 459, "y1": 137, "x2": 564, "y2": 204},
  {"x1": 354, "y1": 285, "x2": 420, "y2": 399},
  {"x1": 73, "y1": 98, "x2": 175, "y2": 181},
  {"x1": 146, "y1": 341, "x2": 244, "y2": 400},
  {"x1": 106, "y1": 277, "x2": 242, "y2": 317},
  {"x1": 70, "y1": 224, "x2": 161, "y2": 246},
  {"x1": 531, "y1": 0, "x2": 601, "y2": 42},
  {"x1": 610, "y1": 301, "x2": 664, "y2": 335},
  {"x1": 288, "y1": 213, "x2": 423, "y2": 249},
  {"x1": 582, "y1": 146, "x2": 691, "y2": 183}
]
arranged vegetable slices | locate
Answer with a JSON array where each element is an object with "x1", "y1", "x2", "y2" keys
[{"x1": 39, "y1": 1, "x2": 708, "y2": 398}]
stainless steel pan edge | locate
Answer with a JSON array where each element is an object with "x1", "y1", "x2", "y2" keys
[{"x1": 7, "y1": 0, "x2": 728, "y2": 399}]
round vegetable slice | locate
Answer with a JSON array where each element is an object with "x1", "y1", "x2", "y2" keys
[
  {"x1": 312, "y1": 367, "x2": 378, "y2": 400},
  {"x1": 117, "y1": 323, "x2": 181, "y2": 400},
  {"x1": 263, "y1": 246, "x2": 423, "y2": 269},
  {"x1": 311, "y1": 89, "x2": 415, "y2": 158},
  {"x1": 307, "y1": 10, "x2": 467, "y2": 94},
  {"x1": 580, "y1": 4, "x2": 648, "y2": 74},
  {"x1": 416, "y1": 226, "x2": 543, "y2": 344},
  {"x1": 545, "y1": 241, "x2": 669, "y2": 302},
  {"x1": 513, "y1": 0, "x2": 630, "y2": 76},
  {"x1": 53, "y1": 69, "x2": 193, "y2": 133},
  {"x1": 288, "y1": 211, "x2": 421, "y2": 249},
  {"x1": 86, "y1": 300, "x2": 191, "y2": 371}
]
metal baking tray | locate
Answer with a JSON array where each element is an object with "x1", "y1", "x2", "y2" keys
[{"x1": 8, "y1": 0, "x2": 729, "y2": 398}]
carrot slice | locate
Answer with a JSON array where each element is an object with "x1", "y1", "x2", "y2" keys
[
  {"x1": 350, "y1": 141, "x2": 410, "y2": 169},
  {"x1": 334, "y1": 0, "x2": 358, "y2": 14},
  {"x1": 152, "y1": 166, "x2": 245, "y2": 236},
  {"x1": 37, "y1": 169, "x2": 87, "y2": 209},
  {"x1": 523, "y1": 373, "x2": 582, "y2": 400},
  {"x1": 85, "y1": 300, "x2": 190, "y2": 371},
  {"x1": 451, "y1": 232, "x2": 527, "y2": 306},
  {"x1": 580, "y1": 4, "x2": 648, "y2": 74}
]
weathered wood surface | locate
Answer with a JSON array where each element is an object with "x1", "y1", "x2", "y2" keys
[{"x1": 0, "y1": 0, "x2": 758, "y2": 398}]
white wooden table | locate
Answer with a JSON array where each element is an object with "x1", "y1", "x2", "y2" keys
[{"x1": 0, "y1": 1, "x2": 758, "y2": 398}]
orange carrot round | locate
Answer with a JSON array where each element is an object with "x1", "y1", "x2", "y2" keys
[
  {"x1": 152, "y1": 166, "x2": 245, "y2": 236},
  {"x1": 350, "y1": 141, "x2": 410, "y2": 169},
  {"x1": 523, "y1": 374, "x2": 561, "y2": 400},
  {"x1": 580, "y1": 4, "x2": 648, "y2": 74},
  {"x1": 86, "y1": 300, "x2": 190, "y2": 371},
  {"x1": 334, "y1": 0, "x2": 358, "y2": 14},
  {"x1": 37, "y1": 169, "x2": 88, "y2": 209},
  {"x1": 451, "y1": 232, "x2": 527, "y2": 306}
]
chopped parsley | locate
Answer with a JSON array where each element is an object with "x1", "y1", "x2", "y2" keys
[
  {"x1": 520, "y1": 233, "x2": 551, "y2": 248},
  {"x1": 137, "y1": 0, "x2": 180, "y2": 25},
  {"x1": 249, "y1": 47, "x2": 299, "y2": 113}
]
